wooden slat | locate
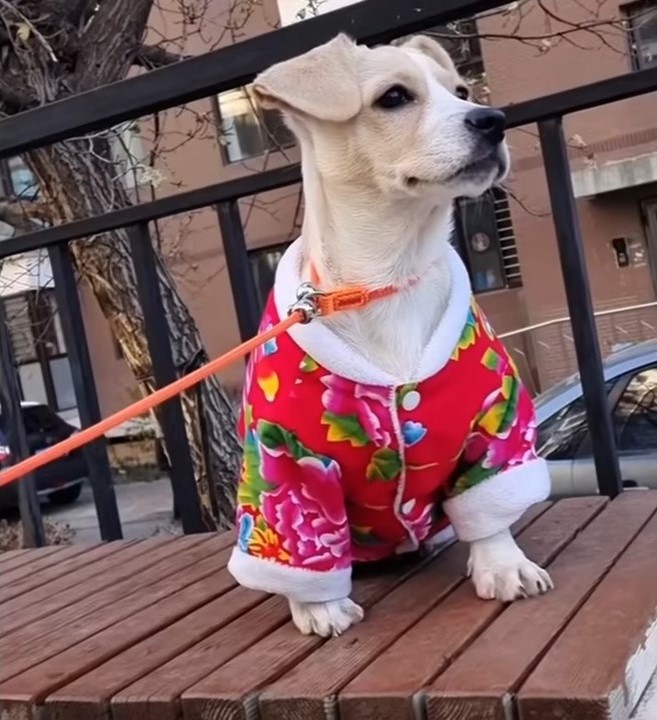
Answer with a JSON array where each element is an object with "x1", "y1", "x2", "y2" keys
[
  {"x1": 110, "y1": 595, "x2": 290, "y2": 720},
  {"x1": 0, "y1": 543, "x2": 100, "y2": 588},
  {"x1": 424, "y1": 492, "x2": 657, "y2": 720},
  {"x1": 260, "y1": 498, "x2": 605, "y2": 720},
  {"x1": 1, "y1": 560, "x2": 239, "y2": 719},
  {"x1": 44, "y1": 586, "x2": 267, "y2": 720},
  {"x1": 339, "y1": 497, "x2": 606, "y2": 720},
  {"x1": 0, "y1": 540, "x2": 168, "y2": 633},
  {"x1": 179, "y1": 502, "x2": 552, "y2": 720},
  {"x1": 0, "y1": 546, "x2": 61, "y2": 572},
  {"x1": 0, "y1": 540, "x2": 138, "y2": 603},
  {"x1": 518, "y1": 500, "x2": 657, "y2": 720},
  {"x1": 0, "y1": 537, "x2": 227, "y2": 682}
]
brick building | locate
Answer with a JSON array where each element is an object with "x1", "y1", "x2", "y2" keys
[{"x1": 0, "y1": 0, "x2": 656, "y2": 426}]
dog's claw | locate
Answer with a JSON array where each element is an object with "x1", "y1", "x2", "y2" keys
[{"x1": 289, "y1": 598, "x2": 364, "y2": 638}]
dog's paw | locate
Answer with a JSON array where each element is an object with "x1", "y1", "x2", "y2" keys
[
  {"x1": 468, "y1": 530, "x2": 554, "y2": 602},
  {"x1": 288, "y1": 597, "x2": 364, "y2": 637}
]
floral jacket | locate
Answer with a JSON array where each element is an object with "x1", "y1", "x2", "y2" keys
[{"x1": 227, "y1": 241, "x2": 550, "y2": 603}]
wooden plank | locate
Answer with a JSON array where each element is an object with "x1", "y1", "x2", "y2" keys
[
  {"x1": 338, "y1": 497, "x2": 607, "y2": 720},
  {"x1": 179, "y1": 502, "x2": 552, "y2": 720},
  {"x1": 424, "y1": 492, "x2": 657, "y2": 720},
  {"x1": 0, "y1": 534, "x2": 223, "y2": 645},
  {"x1": 518, "y1": 499, "x2": 657, "y2": 720},
  {"x1": 111, "y1": 595, "x2": 290, "y2": 720},
  {"x1": 0, "y1": 540, "x2": 138, "y2": 604},
  {"x1": 0, "y1": 543, "x2": 100, "y2": 588},
  {"x1": 0, "y1": 561, "x2": 239, "y2": 720},
  {"x1": 0, "y1": 537, "x2": 228, "y2": 682},
  {"x1": 259, "y1": 498, "x2": 604, "y2": 720},
  {"x1": 0, "y1": 541, "x2": 160, "y2": 632},
  {"x1": 0, "y1": 546, "x2": 61, "y2": 572},
  {"x1": 43, "y1": 586, "x2": 267, "y2": 720}
]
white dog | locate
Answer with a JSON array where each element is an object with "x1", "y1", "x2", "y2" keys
[{"x1": 227, "y1": 33, "x2": 553, "y2": 637}]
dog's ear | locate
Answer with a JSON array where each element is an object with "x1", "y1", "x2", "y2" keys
[
  {"x1": 253, "y1": 34, "x2": 361, "y2": 122},
  {"x1": 396, "y1": 35, "x2": 458, "y2": 76}
]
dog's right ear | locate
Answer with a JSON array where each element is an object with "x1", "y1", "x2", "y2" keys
[{"x1": 253, "y1": 34, "x2": 361, "y2": 122}]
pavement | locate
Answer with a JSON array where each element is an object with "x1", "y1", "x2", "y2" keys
[{"x1": 45, "y1": 478, "x2": 181, "y2": 544}]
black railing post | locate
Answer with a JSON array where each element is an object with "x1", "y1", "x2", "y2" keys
[
  {"x1": 48, "y1": 243, "x2": 123, "y2": 540},
  {"x1": 215, "y1": 201, "x2": 261, "y2": 342},
  {"x1": 538, "y1": 117, "x2": 623, "y2": 498},
  {"x1": 128, "y1": 222, "x2": 206, "y2": 534},
  {"x1": 0, "y1": 298, "x2": 45, "y2": 547}
]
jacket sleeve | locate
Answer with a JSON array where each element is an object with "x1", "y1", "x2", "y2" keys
[
  {"x1": 228, "y1": 360, "x2": 353, "y2": 603},
  {"x1": 443, "y1": 352, "x2": 551, "y2": 543}
]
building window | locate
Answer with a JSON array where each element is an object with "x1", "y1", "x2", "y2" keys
[
  {"x1": 454, "y1": 188, "x2": 522, "y2": 293},
  {"x1": 215, "y1": 85, "x2": 296, "y2": 164},
  {"x1": 1, "y1": 290, "x2": 76, "y2": 412},
  {"x1": 248, "y1": 242, "x2": 290, "y2": 310},
  {"x1": 626, "y1": 1, "x2": 657, "y2": 69}
]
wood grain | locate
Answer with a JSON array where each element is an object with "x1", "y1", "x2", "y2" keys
[
  {"x1": 339, "y1": 497, "x2": 607, "y2": 720},
  {"x1": 0, "y1": 536, "x2": 227, "y2": 682},
  {"x1": 0, "y1": 556, "x2": 238, "y2": 719},
  {"x1": 43, "y1": 585, "x2": 267, "y2": 720},
  {"x1": 0, "y1": 546, "x2": 61, "y2": 572},
  {"x1": 0, "y1": 543, "x2": 99, "y2": 590},
  {"x1": 111, "y1": 595, "x2": 290, "y2": 720},
  {"x1": 518, "y1": 499, "x2": 657, "y2": 720}
]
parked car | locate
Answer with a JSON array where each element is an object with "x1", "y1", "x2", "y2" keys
[
  {"x1": 0, "y1": 401, "x2": 87, "y2": 508},
  {"x1": 535, "y1": 339, "x2": 657, "y2": 497}
]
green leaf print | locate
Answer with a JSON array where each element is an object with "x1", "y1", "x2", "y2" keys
[
  {"x1": 481, "y1": 348, "x2": 502, "y2": 372},
  {"x1": 366, "y1": 447, "x2": 402, "y2": 482},
  {"x1": 321, "y1": 412, "x2": 370, "y2": 447},
  {"x1": 258, "y1": 420, "x2": 313, "y2": 461},
  {"x1": 451, "y1": 463, "x2": 498, "y2": 496},
  {"x1": 497, "y1": 375, "x2": 520, "y2": 435},
  {"x1": 299, "y1": 355, "x2": 319, "y2": 373},
  {"x1": 238, "y1": 428, "x2": 274, "y2": 508},
  {"x1": 351, "y1": 525, "x2": 388, "y2": 546}
]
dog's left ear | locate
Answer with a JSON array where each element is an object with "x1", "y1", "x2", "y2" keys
[
  {"x1": 253, "y1": 34, "x2": 362, "y2": 122},
  {"x1": 396, "y1": 35, "x2": 459, "y2": 76}
]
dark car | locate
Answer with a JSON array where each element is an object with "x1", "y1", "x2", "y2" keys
[{"x1": 0, "y1": 402, "x2": 87, "y2": 508}]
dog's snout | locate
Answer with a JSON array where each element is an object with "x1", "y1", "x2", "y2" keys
[{"x1": 464, "y1": 108, "x2": 506, "y2": 145}]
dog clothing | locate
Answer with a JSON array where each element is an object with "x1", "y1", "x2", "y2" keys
[{"x1": 227, "y1": 240, "x2": 550, "y2": 602}]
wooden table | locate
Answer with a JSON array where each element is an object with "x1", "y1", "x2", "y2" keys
[{"x1": 2, "y1": 492, "x2": 657, "y2": 720}]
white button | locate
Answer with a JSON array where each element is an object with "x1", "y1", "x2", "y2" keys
[{"x1": 401, "y1": 390, "x2": 420, "y2": 411}]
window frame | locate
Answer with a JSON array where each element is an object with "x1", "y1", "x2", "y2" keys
[
  {"x1": 212, "y1": 86, "x2": 296, "y2": 166},
  {"x1": 625, "y1": 0, "x2": 657, "y2": 70}
]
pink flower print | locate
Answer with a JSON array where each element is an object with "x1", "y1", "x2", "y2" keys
[
  {"x1": 321, "y1": 375, "x2": 391, "y2": 447},
  {"x1": 259, "y1": 445, "x2": 351, "y2": 571},
  {"x1": 400, "y1": 498, "x2": 434, "y2": 543},
  {"x1": 463, "y1": 430, "x2": 509, "y2": 471}
]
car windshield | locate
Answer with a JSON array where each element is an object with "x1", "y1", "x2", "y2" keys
[{"x1": 0, "y1": 405, "x2": 72, "y2": 440}]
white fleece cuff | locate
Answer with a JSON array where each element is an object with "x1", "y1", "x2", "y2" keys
[
  {"x1": 228, "y1": 547, "x2": 353, "y2": 603},
  {"x1": 443, "y1": 458, "x2": 551, "y2": 543}
]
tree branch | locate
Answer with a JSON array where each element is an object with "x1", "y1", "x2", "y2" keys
[
  {"x1": 134, "y1": 43, "x2": 192, "y2": 69},
  {"x1": 0, "y1": 198, "x2": 51, "y2": 234}
]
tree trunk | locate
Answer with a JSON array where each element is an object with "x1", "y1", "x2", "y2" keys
[{"x1": 28, "y1": 141, "x2": 240, "y2": 529}]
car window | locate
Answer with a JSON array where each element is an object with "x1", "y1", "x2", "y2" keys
[
  {"x1": 536, "y1": 379, "x2": 615, "y2": 461},
  {"x1": 21, "y1": 405, "x2": 72, "y2": 437},
  {"x1": 613, "y1": 366, "x2": 657, "y2": 452}
]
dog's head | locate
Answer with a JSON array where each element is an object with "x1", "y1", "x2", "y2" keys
[{"x1": 253, "y1": 33, "x2": 509, "y2": 203}]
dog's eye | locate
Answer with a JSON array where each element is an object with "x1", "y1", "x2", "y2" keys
[
  {"x1": 455, "y1": 85, "x2": 469, "y2": 100},
  {"x1": 375, "y1": 85, "x2": 414, "y2": 109}
]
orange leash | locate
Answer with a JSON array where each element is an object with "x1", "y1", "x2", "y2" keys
[{"x1": 0, "y1": 274, "x2": 406, "y2": 489}]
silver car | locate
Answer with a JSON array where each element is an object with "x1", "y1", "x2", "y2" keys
[{"x1": 535, "y1": 339, "x2": 657, "y2": 497}]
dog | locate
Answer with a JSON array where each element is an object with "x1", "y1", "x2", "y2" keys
[{"x1": 227, "y1": 33, "x2": 553, "y2": 637}]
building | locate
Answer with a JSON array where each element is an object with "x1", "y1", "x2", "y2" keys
[{"x1": 0, "y1": 0, "x2": 656, "y2": 427}]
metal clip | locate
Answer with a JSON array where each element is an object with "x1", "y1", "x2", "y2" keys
[{"x1": 288, "y1": 282, "x2": 324, "y2": 323}]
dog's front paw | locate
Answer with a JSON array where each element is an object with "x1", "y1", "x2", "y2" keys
[
  {"x1": 468, "y1": 530, "x2": 554, "y2": 602},
  {"x1": 288, "y1": 597, "x2": 364, "y2": 637}
]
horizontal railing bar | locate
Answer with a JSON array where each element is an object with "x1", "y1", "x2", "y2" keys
[
  {"x1": 0, "y1": 0, "x2": 505, "y2": 158},
  {"x1": 2, "y1": 65, "x2": 657, "y2": 260}
]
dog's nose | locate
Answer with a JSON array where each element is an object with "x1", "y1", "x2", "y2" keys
[{"x1": 464, "y1": 108, "x2": 506, "y2": 145}]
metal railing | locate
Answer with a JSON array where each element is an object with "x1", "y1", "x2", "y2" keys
[{"x1": 0, "y1": 0, "x2": 656, "y2": 546}]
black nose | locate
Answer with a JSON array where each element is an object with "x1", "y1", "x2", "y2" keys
[{"x1": 464, "y1": 108, "x2": 506, "y2": 145}]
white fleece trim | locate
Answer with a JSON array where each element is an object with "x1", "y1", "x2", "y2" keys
[
  {"x1": 227, "y1": 548, "x2": 352, "y2": 603},
  {"x1": 273, "y1": 238, "x2": 472, "y2": 385},
  {"x1": 443, "y1": 458, "x2": 551, "y2": 543}
]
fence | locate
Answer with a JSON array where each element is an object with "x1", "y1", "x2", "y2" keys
[{"x1": 1, "y1": 0, "x2": 656, "y2": 546}]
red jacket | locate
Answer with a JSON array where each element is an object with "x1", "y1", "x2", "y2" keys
[{"x1": 228, "y1": 242, "x2": 549, "y2": 603}]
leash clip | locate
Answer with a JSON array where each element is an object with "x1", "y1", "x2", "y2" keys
[{"x1": 288, "y1": 282, "x2": 325, "y2": 323}]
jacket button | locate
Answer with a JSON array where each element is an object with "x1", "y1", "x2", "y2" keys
[{"x1": 401, "y1": 390, "x2": 420, "y2": 411}]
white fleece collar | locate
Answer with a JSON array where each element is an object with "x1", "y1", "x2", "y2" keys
[{"x1": 273, "y1": 239, "x2": 472, "y2": 386}]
